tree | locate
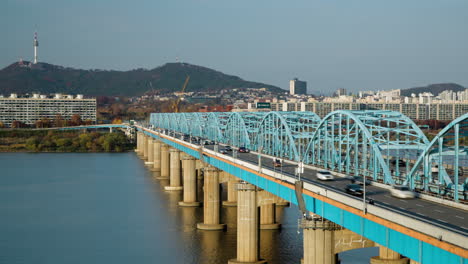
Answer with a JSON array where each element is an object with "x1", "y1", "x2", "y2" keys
[
  {"x1": 70, "y1": 114, "x2": 82, "y2": 126},
  {"x1": 112, "y1": 118, "x2": 122, "y2": 124},
  {"x1": 54, "y1": 114, "x2": 65, "y2": 127},
  {"x1": 11, "y1": 120, "x2": 27, "y2": 128}
]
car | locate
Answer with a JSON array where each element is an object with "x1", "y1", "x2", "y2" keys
[
  {"x1": 390, "y1": 159, "x2": 405, "y2": 166},
  {"x1": 345, "y1": 184, "x2": 364, "y2": 197},
  {"x1": 390, "y1": 185, "x2": 416, "y2": 199},
  {"x1": 239, "y1": 147, "x2": 250, "y2": 153},
  {"x1": 317, "y1": 170, "x2": 334, "y2": 181},
  {"x1": 204, "y1": 140, "x2": 211, "y2": 145},
  {"x1": 273, "y1": 159, "x2": 282, "y2": 167},
  {"x1": 225, "y1": 146, "x2": 233, "y2": 152},
  {"x1": 350, "y1": 176, "x2": 371, "y2": 185},
  {"x1": 219, "y1": 149, "x2": 228, "y2": 154}
]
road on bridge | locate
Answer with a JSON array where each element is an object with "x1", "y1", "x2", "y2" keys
[{"x1": 201, "y1": 143, "x2": 468, "y2": 237}]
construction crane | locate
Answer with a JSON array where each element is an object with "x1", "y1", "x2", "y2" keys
[{"x1": 172, "y1": 75, "x2": 190, "y2": 113}]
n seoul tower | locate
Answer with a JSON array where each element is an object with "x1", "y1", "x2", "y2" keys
[{"x1": 33, "y1": 32, "x2": 38, "y2": 64}]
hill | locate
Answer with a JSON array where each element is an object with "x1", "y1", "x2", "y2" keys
[
  {"x1": 0, "y1": 62, "x2": 284, "y2": 96},
  {"x1": 401, "y1": 83, "x2": 466, "y2": 97}
]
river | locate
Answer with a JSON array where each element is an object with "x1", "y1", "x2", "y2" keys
[{"x1": 0, "y1": 153, "x2": 376, "y2": 263}]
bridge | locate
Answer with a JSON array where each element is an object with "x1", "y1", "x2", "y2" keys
[
  {"x1": 137, "y1": 110, "x2": 467, "y2": 264},
  {"x1": 41, "y1": 111, "x2": 467, "y2": 263}
]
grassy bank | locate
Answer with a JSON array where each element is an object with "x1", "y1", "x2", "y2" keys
[{"x1": 0, "y1": 130, "x2": 134, "y2": 152}]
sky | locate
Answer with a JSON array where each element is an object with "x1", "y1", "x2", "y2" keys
[{"x1": 2, "y1": 0, "x2": 468, "y2": 94}]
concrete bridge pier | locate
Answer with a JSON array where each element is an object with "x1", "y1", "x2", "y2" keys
[
  {"x1": 142, "y1": 135, "x2": 149, "y2": 160},
  {"x1": 197, "y1": 166, "x2": 225, "y2": 230},
  {"x1": 258, "y1": 190, "x2": 280, "y2": 230},
  {"x1": 301, "y1": 218, "x2": 341, "y2": 264},
  {"x1": 275, "y1": 197, "x2": 290, "y2": 207},
  {"x1": 152, "y1": 140, "x2": 161, "y2": 172},
  {"x1": 145, "y1": 138, "x2": 154, "y2": 166},
  {"x1": 136, "y1": 132, "x2": 143, "y2": 156},
  {"x1": 223, "y1": 174, "x2": 238, "y2": 207},
  {"x1": 157, "y1": 144, "x2": 170, "y2": 180},
  {"x1": 196, "y1": 160, "x2": 204, "y2": 180},
  {"x1": 165, "y1": 148, "x2": 183, "y2": 191},
  {"x1": 228, "y1": 182, "x2": 266, "y2": 264},
  {"x1": 370, "y1": 244, "x2": 409, "y2": 264},
  {"x1": 179, "y1": 155, "x2": 200, "y2": 207}
]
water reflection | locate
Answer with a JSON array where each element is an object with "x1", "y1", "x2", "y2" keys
[{"x1": 0, "y1": 153, "x2": 377, "y2": 264}]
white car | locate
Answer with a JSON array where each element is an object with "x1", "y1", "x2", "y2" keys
[
  {"x1": 317, "y1": 170, "x2": 334, "y2": 181},
  {"x1": 390, "y1": 185, "x2": 416, "y2": 199}
]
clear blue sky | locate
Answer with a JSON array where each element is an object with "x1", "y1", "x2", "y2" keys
[{"x1": 2, "y1": 0, "x2": 468, "y2": 94}]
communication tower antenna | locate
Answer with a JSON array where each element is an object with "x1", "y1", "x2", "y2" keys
[{"x1": 33, "y1": 31, "x2": 39, "y2": 64}]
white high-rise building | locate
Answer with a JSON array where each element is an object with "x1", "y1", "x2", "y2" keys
[{"x1": 289, "y1": 78, "x2": 307, "y2": 95}]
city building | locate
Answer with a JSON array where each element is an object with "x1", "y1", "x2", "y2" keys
[
  {"x1": 336, "y1": 88, "x2": 347, "y2": 96},
  {"x1": 267, "y1": 101, "x2": 468, "y2": 121},
  {"x1": 0, "y1": 93, "x2": 96, "y2": 127},
  {"x1": 289, "y1": 78, "x2": 307, "y2": 95}
]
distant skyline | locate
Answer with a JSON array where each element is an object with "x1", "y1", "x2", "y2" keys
[{"x1": 2, "y1": 0, "x2": 468, "y2": 93}]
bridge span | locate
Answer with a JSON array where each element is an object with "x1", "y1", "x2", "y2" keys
[
  {"x1": 127, "y1": 110, "x2": 468, "y2": 264},
  {"x1": 37, "y1": 112, "x2": 467, "y2": 263}
]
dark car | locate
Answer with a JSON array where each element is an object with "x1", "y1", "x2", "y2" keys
[
  {"x1": 219, "y1": 149, "x2": 228, "y2": 154},
  {"x1": 225, "y1": 146, "x2": 233, "y2": 152},
  {"x1": 350, "y1": 176, "x2": 371, "y2": 185},
  {"x1": 239, "y1": 147, "x2": 250, "y2": 153},
  {"x1": 273, "y1": 159, "x2": 282, "y2": 167},
  {"x1": 345, "y1": 184, "x2": 364, "y2": 197}
]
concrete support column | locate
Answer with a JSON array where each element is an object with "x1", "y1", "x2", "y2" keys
[
  {"x1": 259, "y1": 203, "x2": 280, "y2": 230},
  {"x1": 223, "y1": 175, "x2": 238, "y2": 207},
  {"x1": 258, "y1": 190, "x2": 280, "y2": 230},
  {"x1": 135, "y1": 132, "x2": 140, "y2": 153},
  {"x1": 179, "y1": 155, "x2": 200, "y2": 207},
  {"x1": 152, "y1": 140, "x2": 161, "y2": 172},
  {"x1": 158, "y1": 144, "x2": 170, "y2": 179},
  {"x1": 165, "y1": 148, "x2": 183, "y2": 191},
  {"x1": 370, "y1": 245, "x2": 409, "y2": 264},
  {"x1": 196, "y1": 160, "x2": 204, "y2": 180},
  {"x1": 301, "y1": 218, "x2": 340, "y2": 264},
  {"x1": 136, "y1": 132, "x2": 143, "y2": 155},
  {"x1": 275, "y1": 197, "x2": 290, "y2": 207},
  {"x1": 228, "y1": 182, "x2": 266, "y2": 264},
  {"x1": 145, "y1": 138, "x2": 154, "y2": 166},
  {"x1": 197, "y1": 166, "x2": 225, "y2": 230},
  {"x1": 143, "y1": 135, "x2": 149, "y2": 160}
]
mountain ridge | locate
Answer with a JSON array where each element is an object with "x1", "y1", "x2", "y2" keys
[{"x1": 0, "y1": 61, "x2": 284, "y2": 96}]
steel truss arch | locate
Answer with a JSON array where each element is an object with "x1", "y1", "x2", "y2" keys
[
  {"x1": 205, "y1": 112, "x2": 230, "y2": 143},
  {"x1": 224, "y1": 112, "x2": 253, "y2": 149},
  {"x1": 256, "y1": 112, "x2": 302, "y2": 161},
  {"x1": 407, "y1": 113, "x2": 468, "y2": 202},
  {"x1": 303, "y1": 110, "x2": 430, "y2": 185}
]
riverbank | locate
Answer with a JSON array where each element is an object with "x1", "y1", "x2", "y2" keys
[{"x1": 0, "y1": 130, "x2": 134, "y2": 152}]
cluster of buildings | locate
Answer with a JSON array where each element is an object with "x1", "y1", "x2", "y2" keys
[
  {"x1": 239, "y1": 79, "x2": 468, "y2": 121},
  {"x1": 0, "y1": 93, "x2": 96, "y2": 127}
]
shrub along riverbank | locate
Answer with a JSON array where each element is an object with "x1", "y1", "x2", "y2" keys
[{"x1": 0, "y1": 130, "x2": 134, "y2": 152}]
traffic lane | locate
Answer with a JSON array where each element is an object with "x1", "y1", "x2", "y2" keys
[
  {"x1": 201, "y1": 143, "x2": 468, "y2": 231},
  {"x1": 236, "y1": 150, "x2": 468, "y2": 231}
]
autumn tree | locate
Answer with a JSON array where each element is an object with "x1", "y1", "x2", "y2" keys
[
  {"x1": 70, "y1": 114, "x2": 83, "y2": 126},
  {"x1": 54, "y1": 114, "x2": 65, "y2": 127}
]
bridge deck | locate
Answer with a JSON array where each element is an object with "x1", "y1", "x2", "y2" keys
[{"x1": 138, "y1": 126, "x2": 467, "y2": 263}]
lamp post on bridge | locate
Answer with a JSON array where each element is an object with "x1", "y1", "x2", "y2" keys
[{"x1": 258, "y1": 146, "x2": 263, "y2": 173}]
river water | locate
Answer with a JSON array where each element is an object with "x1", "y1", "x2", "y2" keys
[{"x1": 0, "y1": 153, "x2": 376, "y2": 263}]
